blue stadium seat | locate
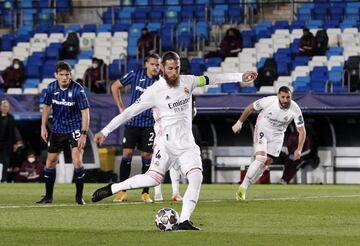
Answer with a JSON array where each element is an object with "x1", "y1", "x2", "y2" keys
[
  {"x1": 22, "y1": 78, "x2": 40, "y2": 89},
  {"x1": 78, "y1": 50, "x2": 94, "y2": 59},
  {"x1": 49, "y1": 24, "x2": 65, "y2": 34},
  {"x1": 108, "y1": 60, "x2": 122, "y2": 79},
  {"x1": 66, "y1": 24, "x2": 81, "y2": 34},
  {"x1": 240, "y1": 86, "x2": 257, "y2": 93},
  {"x1": 97, "y1": 24, "x2": 112, "y2": 33},
  {"x1": 221, "y1": 83, "x2": 240, "y2": 93},
  {"x1": 82, "y1": 24, "x2": 97, "y2": 33},
  {"x1": 45, "y1": 43, "x2": 62, "y2": 59},
  {"x1": 190, "y1": 58, "x2": 205, "y2": 75},
  {"x1": 26, "y1": 65, "x2": 41, "y2": 79},
  {"x1": 112, "y1": 23, "x2": 129, "y2": 32},
  {"x1": 134, "y1": 7, "x2": 148, "y2": 23},
  {"x1": 205, "y1": 57, "x2": 222, "y2": 69},
  {"x1": 147, "y1": 22, "x2": 161, "y2": 32},
  {"x1": 1, "y1": 34, "x2": 14, "y2": 51}
]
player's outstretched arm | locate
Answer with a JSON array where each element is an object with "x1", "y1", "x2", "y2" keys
[
  {"x1": 199, "y1": 71, "x2": 257, "y2": 86},
  {"x1": 232, "y1": 103, "x2": 254, "y2": 134},
  {"x1": 96, "y1": 89, "x2": 154, "y2": 143}
]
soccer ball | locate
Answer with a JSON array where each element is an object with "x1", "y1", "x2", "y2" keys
[{"x1": 154, "y1": 208, "x2": 179, "y2": 231}]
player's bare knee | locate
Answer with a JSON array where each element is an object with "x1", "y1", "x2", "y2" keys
[
  {"x1": 123, "y1": 149, "x2": 134, "y2": 157},
  {"x1": 141, "y1": 151, "x2": 152, "y2": 159}
]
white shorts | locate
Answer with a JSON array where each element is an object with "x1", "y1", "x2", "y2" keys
[
  {"x1": 148, "y1": 138, "x2": 202, "y2": 177},
  {"x1": 253, "y1": 125, "x2": 284, "y2": 157}
]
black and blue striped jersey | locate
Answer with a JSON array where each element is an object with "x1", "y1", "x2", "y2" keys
[
  {"x1": 43, "y1": 80, "x2": 89, "y2": 134},
  {"x1": 120, "y1": 69, "x2": 158, "y2": 127}
]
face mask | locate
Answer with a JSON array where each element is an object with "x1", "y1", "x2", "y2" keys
[
  {"x1": 27, "y1": 157, "x2": 35, "y2": 163},
  {"x1": 92, "y1": 63, "x2": 98, "y2": 69},
  {"x1": 13, "y1": 64, "x2": 20, "y2": 69}
]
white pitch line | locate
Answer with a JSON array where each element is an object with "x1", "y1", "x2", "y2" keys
[{"x1": 1, "y1": 194, "x2": 360, "y2": 209}]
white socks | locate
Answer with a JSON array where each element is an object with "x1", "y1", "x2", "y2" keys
[
  {"x1": 154, "y1": 184, "x2": 162, "y2": 196},
  {"x1": 241, "y1": 155, "x2": 267, "y2": 190},
  {"x1": 170, "y1": 168, "x2": 180, "y2": 195},
  {"x1": 179, "y1": 169, "x2": 203, "y2": 223},
  {"x1": 154, "y1": 168, "x2": 181, "y2": 197},
  {"x1": 111, "y1": 173, "x2": 160, "y2": 194}
]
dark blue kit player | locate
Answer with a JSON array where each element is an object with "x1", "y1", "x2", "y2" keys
[{"x1": 37, "y1": 61, "x2": 90, "y2": 205}]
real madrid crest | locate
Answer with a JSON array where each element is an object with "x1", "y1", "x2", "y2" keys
[
  {"x1": 284, "y1": 116, "x2": 288, "y2": 121},
  {"x1": 184, "y1": 87, "x2": 189, "y2": 95}
]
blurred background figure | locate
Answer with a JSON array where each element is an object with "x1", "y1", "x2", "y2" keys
[
  {"x1": 0, "y1": 99, "x2": 22, "y2": 182},
  {"x1": 15, "y1": 151, "x2": 44, "y2": 182},
  {"x1": 205, "y1": 27, "x2": 243, "y2": 60},
  {"x1": 60, "y1": 32, "x2": 80, "y2": 60},
  {"x1": 137, "y1": 27, "x2": 156, "y2": 60},
  {"x1": 280, "y1": 126, "x2": 319, "y2": 184},
  {"x1": 83, "y1": 57, "x2": 107, "y2": 93},
  {"x1": 299, "y1": 28, "x2": 316, "y2": 57},
  {"x1": 0, "y1": 59, "x2": 25, "y2": 92}
]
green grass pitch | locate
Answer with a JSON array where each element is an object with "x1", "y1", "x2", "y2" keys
[{"x1": 1, "y1": 183, "x2": 360, "y2": 246}]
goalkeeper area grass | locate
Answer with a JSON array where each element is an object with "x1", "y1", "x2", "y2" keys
[{"x1": 1, "y1": 183, "x2": 360, "y2": 246}]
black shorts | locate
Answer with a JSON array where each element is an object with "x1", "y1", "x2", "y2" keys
[
  {"x1": 48, "y1": 130, "x2": 81, "y2": 153},
  {"x1": 122, "y1": 125, "x2": 155, "y2": 153}
]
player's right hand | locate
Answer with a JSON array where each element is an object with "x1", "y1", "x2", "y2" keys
[
  {"x1": 93, "y1": 132, "x2": 106, "y2": 145},
  {"x1": 41, "y1": 126, "x2": 48, "y2": 143},
  {"x1": 232, "y1": 120, "x2": 243, "y2": 134}
]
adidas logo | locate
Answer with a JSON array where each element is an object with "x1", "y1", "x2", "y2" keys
[{"x1": 165, "y1": 95, "x2": 171, "y2": 100}]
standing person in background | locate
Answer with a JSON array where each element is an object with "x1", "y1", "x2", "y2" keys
[
  {"x1": 92, "y1": 51, "x2": 257, "y2": 230},
  {"x1": 232, "y1": 86, "x2": 305, "y2": 200},
  {"x1": 0, "y1": 59, "x2": 25, "y2": 92},
  {"x1": 60, "y1": 32, "x2": 80, "y2": 60},
  {"x1": 0, "y1": 99, "x2": 22, "y2": 182},
  {"x1": 137, "y1": 28, "x2": 155, "y2": 60},
  {"x1": 280, "y1": 126, "x2": 319, "y2": 184},
  {"x1": 36, "y1": 61, "x2": 90, "y2": 205},
  {"x1": 111, "y1": 53, "x2": 160, "y2": 203}
]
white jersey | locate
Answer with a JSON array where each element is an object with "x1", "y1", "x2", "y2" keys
[
  {"x1": 253, "y1": 95, "x2": 304, "y2": 134},
  {"x1": 102, "y1": 75, "x2": 198, "y2": 150}
]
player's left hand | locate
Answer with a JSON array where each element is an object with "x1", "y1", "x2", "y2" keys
[
  {"x1": 242, "y1": 71, "x2": 258, "y2": 83},
  {"x1": 294, "y1": 149, "x2": 302, "y2": 160},
  {"x1": 94, "y1": 132, "x2": 106, "y2": 145}
]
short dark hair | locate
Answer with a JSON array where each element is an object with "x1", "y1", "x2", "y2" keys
[
  {"x1": 145, "y1": 53, "x2": 161, "y2": 62},
  {"x1": 161, "y1": 51, "x2": 180, "y2": 65},
  {"x1": 55, "y1": 61, "x2": 72, "y2": 73},
  {"x1": 278, "y1": 86, "x2": 291, "y2": 94}
]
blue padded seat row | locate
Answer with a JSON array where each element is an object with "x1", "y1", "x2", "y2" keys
[
  {"x1": 205, "y1": 57, "x2": 222, "y2": 69},
  {"x1": 26, "y1": 64, "x2": 41, "y2": 79},
  {"x1": 221, "y1": 83, "x2": 240, "y2": 93},
  {"x1": 190, "y1": 57, "x2": 205, "y2": 75},
  {"x1": 22, "y1": 78, "x2": 40, "y2": 89}
]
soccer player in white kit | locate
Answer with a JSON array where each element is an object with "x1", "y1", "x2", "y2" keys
[
  {"x1": 91, "y1": 51, "x2": 257, "y2": 230},
  {"x1": 232, "y1": 86, "x2": 306, "y2": 201}
]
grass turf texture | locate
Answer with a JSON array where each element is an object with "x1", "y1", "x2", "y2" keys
[{"x1": 1, "y1": 184, "x2": 360, "y2": 246}]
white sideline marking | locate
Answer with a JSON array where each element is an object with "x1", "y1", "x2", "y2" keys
[{"x1": 1, "y1": 194, "x2": 360, "y2": 209}]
